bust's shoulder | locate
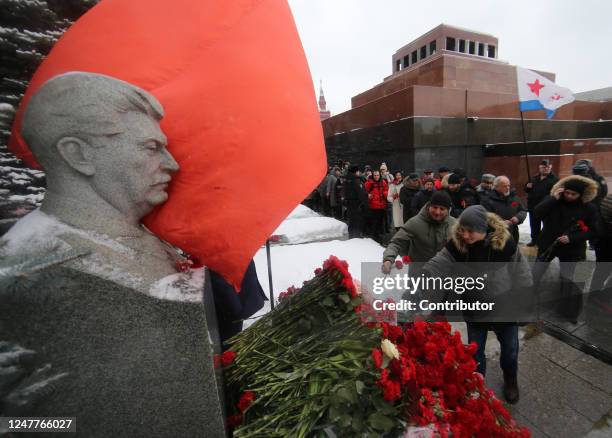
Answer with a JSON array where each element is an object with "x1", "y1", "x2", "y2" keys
[{"x1": 0, "y1": 209, "x2": 73, "y2": 257}]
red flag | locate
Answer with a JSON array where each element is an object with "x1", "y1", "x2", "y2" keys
[{"x1": 9, "y1": 0, "x2": 327, "y2": 289}]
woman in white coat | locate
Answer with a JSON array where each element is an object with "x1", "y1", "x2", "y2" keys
[{"x1": 387, "y1": 171, "x2": 404, "y2": 231}]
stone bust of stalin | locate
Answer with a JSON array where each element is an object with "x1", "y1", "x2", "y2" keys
[{"x1": 1, "y1": 72, "x2": 198, "y2": 299}]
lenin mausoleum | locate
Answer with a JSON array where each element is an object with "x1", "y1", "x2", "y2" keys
[{"x1": 323, "y1": 24, "x2": 612, "y2": 192}]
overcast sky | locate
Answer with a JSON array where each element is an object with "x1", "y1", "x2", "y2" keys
[{"x1": 288, "y1": 0, "x2": 612, "y2": 116}]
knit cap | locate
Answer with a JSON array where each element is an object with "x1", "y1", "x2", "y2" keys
[
  {"x1": 429, "y1": 191, "x2": 452, "y2": 209},
  {"x1": 458, "y1": 205, "x2": 488, "y2": 233},
  {"x1": 563, "y1": 178, "x2": 587, "y2": 195}
]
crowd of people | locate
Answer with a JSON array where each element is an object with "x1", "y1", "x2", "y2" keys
[{"x1": 304, "y1": 158, "x2": 610, "y2": 405}]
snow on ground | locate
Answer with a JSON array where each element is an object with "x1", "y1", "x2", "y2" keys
[
  {"x1": 518, "y1": 215, "x2": 531, "y2": 244},
  {"x1": 250, "y1": 204, "x2": 374, "y2": 328},
  {"x1": 270, "y1": 204, "x2": 348, "y2": 244},
  {"x1": 285, "y1": 204, "x2": 320, "y2": 220},
  {"x1": 272, "y1": 216, "x2": 348, "y2": 244}
]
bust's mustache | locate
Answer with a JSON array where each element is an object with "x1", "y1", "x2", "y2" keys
[{"x1": 151, "y1": 176, "x2": 172, "y2": 186}]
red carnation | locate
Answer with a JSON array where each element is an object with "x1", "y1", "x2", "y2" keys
[
  {"x1": 221, "y1": 350, "x2": 236, "y2": 367},
  {"x1": 577, "y1": 219, "x2": 589, "y2": 232},
  {"x1": 402, "y1": 255, "x2": 412, "y2": 264},
  {"x1": 341, "y1": 277, "x2": 357, "y2": 297},
  {"x1": 511, "y1": 201, "x2": 519, "y2": 207},
  {"x1": 371, "y1": 348, "x2": 383, "y2": 369},
  {"x1": 465, "y1": 342, "x2": 478, "y2": 356},
  {"x1": 237, "y1": 391, "x2": 256, "y2": 412},
  {"x1": 395, "y1": 260, "x2": 403, "y2": 269},
  {"x1": 227, "y1": 413, "x2": 243, "y2": 428},
  {"x1": 381, "y1": 379, "x2": 402, "y2": 402},
  {"x1": 314, "y1": 267, "x2": 322, "y2": 275},
  {"x1": 400, "y1": 364, "x2": 412, "y2": 384},
  {"x1": 175, "y1": 257, "x2": 194, "y2": 273}
]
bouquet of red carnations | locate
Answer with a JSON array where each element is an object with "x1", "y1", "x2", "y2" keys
[{"x1": 223, "y1": 256, "x2": 530, "y2": 438}]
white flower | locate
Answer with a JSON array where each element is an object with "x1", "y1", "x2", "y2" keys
[{"x1": 381, "y1": 339, "x2": 400, "y2": 360}]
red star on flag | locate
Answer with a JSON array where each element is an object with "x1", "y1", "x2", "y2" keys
[{"x1": 527, "y1": 79, "x2": 545, "y2": 96}]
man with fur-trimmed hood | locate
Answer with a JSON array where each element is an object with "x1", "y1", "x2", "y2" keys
[
  {"x1": 532, "y1": 175, "x2": 600, "y2": 322},
  {"x1": 534, "y1": 175, "x2": 599, "y2": 261},
  {"x1": 422, "y1": 205, "x2": 533, "y2": 404}
]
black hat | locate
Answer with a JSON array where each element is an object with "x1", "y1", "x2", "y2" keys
[
  {"x1": 408, "y1": 172, "x2": 420, "y2": 180},
  {"x1": 539, "y1": 159, "x2": 550, "y2": 166},
  {"x1": 572, "y1": 163, "x2": 589, "y2": 176},
  {"x1": 448, "y1": 173, "x2": 462, "y2": 184},
  {"x1": 424, "y1": 169, "x2": 434, "y2": 174},
  {"x1": 564, "y1": 178, "x2": 587, "y2": 195},
  {"x1": 348, "y1": 165, "x2": 360, "y2": 174},
  {"x1": 574, "y1": 159, "x2": 592, "y2": 168},
  {"x1": 438, "y1": 166, "x2": 451, "y2": 173},
  {"x1": 429, "y1": 191, "x2": 452, "y2": 209}
]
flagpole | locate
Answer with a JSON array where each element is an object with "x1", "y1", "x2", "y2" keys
[
  {"x1": 266, "y1": 238, "x2": 275, "y2": 310},
  {"x1": 519, "y1": 111, "x2": 532, "y2": 181}
]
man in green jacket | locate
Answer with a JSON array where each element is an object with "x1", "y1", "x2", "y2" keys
[{"x1": 382, "y1": 191, "x2": 456, "y2": 273}]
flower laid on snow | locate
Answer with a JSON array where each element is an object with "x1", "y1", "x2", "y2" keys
[
  {"x1": 381, "y1": 339, "x2": 400, "y2": 360},
  {"x1": 395, "y1": 259, "x2": 403, "y2": 269},
  {"x1": 402, "y1": 255, "x2": 412, "y2": 264}
]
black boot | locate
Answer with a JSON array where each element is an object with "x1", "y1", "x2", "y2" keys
[{"x1": 503, "y1": 373, "x2": 519, "y2": 404}]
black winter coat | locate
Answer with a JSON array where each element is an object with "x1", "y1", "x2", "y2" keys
[
  {"x1": 411, "y1": 189, "x2": 434, "y2": 217},
  {"x1": 534, "y1": 197, "x2": 598, "y2": 260},
  {"x1": 446, "y1": 184, "x2": 479, "y2": 218},
  {"x1": 525, "y1": 172, "x2": 558, "y2": 209},
  {"x1": 534, "y1": 175, "x2": 601, "y2": 260},
  {"x1": 480, "y1": 190, "x2": 527, "y2": 243},
  {"x1": 399, "y1": 186, "x2": 420, "y2": 223},
  {"x1": 590, "y1": 173, "x2": 608, "y2": 206},
  {"x1": 211, "y1": 260, "x2": 267, "y2": 345},
  {"x1": 344, "y1": 173, "x2": 368, "y2": 210}
]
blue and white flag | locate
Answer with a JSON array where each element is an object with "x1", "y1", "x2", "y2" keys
[{"x1": 517, "y1": 66, "x2": 574, "y2": 119}]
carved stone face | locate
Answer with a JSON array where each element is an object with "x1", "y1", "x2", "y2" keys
[{"x1": 88, "y1": 111, "x2": 179, "y2": 219}]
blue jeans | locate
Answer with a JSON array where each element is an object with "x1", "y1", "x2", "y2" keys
[{"x1": 466, "y1": 323, "x2": 518, "y2": 377}]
